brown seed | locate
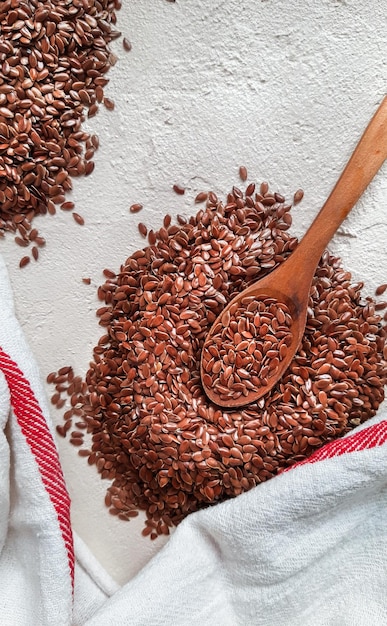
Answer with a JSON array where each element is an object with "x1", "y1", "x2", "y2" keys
[
  {"x1": 73, "y1": 213, "x2": 85, "y2": 226},
  {"x1": 163, "y1": 214, "x2": 172, "y2": 228},
  {"x1": 375, "y1": 284, "x2": 387, "y2": 296},
  {"x1": 123, "y1": 38, "x2": 132, "y2": 52},
  {"x1": 293, "y1": 189, "x2": 304, "y2": 204},
  {"x1": 85, "y1": 161, "x2": 95, "y2": 176},
  {"x1": 61, "y1": 202, "x2": 75, "y2": 211},
  {"x1": 239, "y1": 166, "x2": 248, "y2": 182},
  {"x1": 245, "y1": 183, "x2": 255, "y2": 196},
  {"x1": 195, "y1": 192, "x2": 208, "y2": 203},
  {"x1": 78, "y1": 449, "x2": 91, "y2": 457},
  {"x1": 88, "y1": 104, "x2": 99, "y2": 118},
  {"x1": 56, "y1": 425, "x2": 66, "y2": 438},
  {"x1": 70, "y1": 438, "x2": 83, "y2": 447},
  {"x1": 19, "y1": 256, "x2": 30, "y2": 268},
  {"x1": 173, "y1": 184, "x2": 185, "y2": 195},
  {"x1": 130, "y1": 203, "x2": 143, "y2": 213},
  {"x1": 260, "y1": 181, "x2": 269, "y2": 195},
  {"x1": 103, "y1": 97, "x2": 115, "y2": 111},
  {"x1": 137, "y1": 222, "x2": 149, "y2": 238},
  {"x1": 15, "y1": 237, "x2": 29, "y2": 248}
]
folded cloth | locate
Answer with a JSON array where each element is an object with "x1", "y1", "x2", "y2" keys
[
  {"x1": 0, "y1": 254, "x2": 73, "y2": 625},
  {"x1": 0, "y1": 252, "x2": 386, "y2": 626},
  {"x1": 78, "y1": 419, "x2": 387, "y2": 626}
]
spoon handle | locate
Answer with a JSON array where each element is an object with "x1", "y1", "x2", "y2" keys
[{"x1": 292, "y1": 96, "x2": 387, "y2": 269}]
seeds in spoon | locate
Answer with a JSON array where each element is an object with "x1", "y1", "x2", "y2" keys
[{"x1": 201, "y1": 297, "x2": 293, "y2": 402}]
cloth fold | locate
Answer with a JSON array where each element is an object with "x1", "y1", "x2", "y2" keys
[
  {"x1": 0, "y1": 251, "x2": 386, "y2": 626},
  {"x1": 0, "y1": 255, "x2": 73, "y2": 625},
  {"x1": 78, "y1": 438, "x2": 387, "y2": 626}
]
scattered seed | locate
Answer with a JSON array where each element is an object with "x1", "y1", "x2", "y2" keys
[
  {"x1": 78, "y1": 449, "x2": 91, "y2": 457},
  {"x1": 19, "y1": 256, "x2": 30, "y2": 268},
  {"x1": 103, "y1": 97, "x2": 115, "y2": 111},
  {"x1": 56, "y1": 425, "x2": 66, "y2": 438},
  {"x1": 138, "y1": 222, "x2": 148, "y2": 237},
  {"x1": 123, "y1": 38, "x2": 132, "y2": 52},
  {"x1": 73, "y1": 213, "x2": 85, "y2": 226},
  {"x1": 260, "y1": 181, "x2": 269, "y2": 195},
  {"x1": 15, "y1": 237, "x2": 28, "y2": 247},
  {"x1": 376, "y1": 284, "x2": 387, "y2": 296},
  {"x1": 239, "y1": 166, "x2": 248, "y2": 182},
  {"x1": 173, "y1": 184, "x2": 185, "y2": 195},
  {"x1": 293, "y1": 189, "x2": 304, "y2": 204},
  {"x1": 85, "y1": 161, "x2": 95, "y2": 176},
  {"x1": 61, "y1": 202, "x2": 75, "y2": 212},
  {"x1": 245, "y1": 183, "x2": 256, "y2": 196},
  {"x1": 163, "y1": 214, "x2": 172, "y2": 228},
  {"x1": 130, "y1": 203, "x2": 143, "y2": 214},
  {"x1": 195, "y1": 192, "x2": 208, "y2": 203}
]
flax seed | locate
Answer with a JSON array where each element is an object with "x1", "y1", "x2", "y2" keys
[
  {"x1": 239, "y1": 166, "x2": 248, "y2": 182},
  {"x1": 375, "y1": 284, "x2": 387, "y2": 296},
  {"x1": 195, "y1": 192, "x2": 208, "y2": 203},
  {"x1": 130, "y1": 203, "x2": 143, "y2": 214},
  {"x1": 103, "y1": 97, "x2": 115, "y2": 111},
  {"x1": 260, "y1": 181, "x2": 269, "y2": 195},
  {"x1": 61, "y1": 202, "x2": 75, "y2": 211},
  {"x1": 138, "y1": 223, "x2": 148, "y2": 237},
  {"x1": 72, "y1": 213, "x2": 85, "y2": 226},
  {"x1": 123, "y1": 38, "x2": 132, "y2": 52},
  {"x1": 293, "y1": 189, "x2": 304, "y2": 204}
]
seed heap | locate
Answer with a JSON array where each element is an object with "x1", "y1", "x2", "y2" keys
[
  {"x1": 50, "y1": 181, "x2": 387, "y2": 538},
  {"x1": 202, "y1": 297, "x2": 293, "y2": 402},
  {"x1": 0, "y1": 0, "x2": 122, "y2": 261}
]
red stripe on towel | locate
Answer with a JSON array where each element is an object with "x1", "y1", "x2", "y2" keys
[
  {"x1": 295, "y1": 419, "x2": 387, "y2": 467},
  {"x1": 0, "y1": 348, "x2": 74, "y2": 583}
]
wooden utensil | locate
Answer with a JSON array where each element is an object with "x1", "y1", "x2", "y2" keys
[{"x1": 201, "y1": 96, "x2": 387, "y2": 408}]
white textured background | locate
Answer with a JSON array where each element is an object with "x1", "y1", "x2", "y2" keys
[{"x1": 1, "y1": 0, "x2": 386, "y2": 585}]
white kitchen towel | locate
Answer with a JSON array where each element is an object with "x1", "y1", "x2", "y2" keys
[
  {"x1": 77, "y1": 421, "x2": 387, "y2": 626},
  {"x1": 0, "y1": 254, "x2": 74, "y2": 625},
  {"x1": 1, "y1": 251, "x2": 387, "y2": 626}
]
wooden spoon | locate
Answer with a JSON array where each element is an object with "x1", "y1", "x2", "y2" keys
[{"x1": 201, "y1": 96, "x2": 387, "y2": 408}]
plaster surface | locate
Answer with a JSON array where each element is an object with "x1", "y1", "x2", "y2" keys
[{"x1": 1, "y1": 0, "x2": 386, "y2": 585}]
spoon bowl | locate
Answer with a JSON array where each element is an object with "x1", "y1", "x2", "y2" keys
[
  {"x1": 201, "y1": 279, "x2": 305, "y2": 408},
  {"x1": 201, "y1": 96, "x2": 387, "y2": 408}
]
